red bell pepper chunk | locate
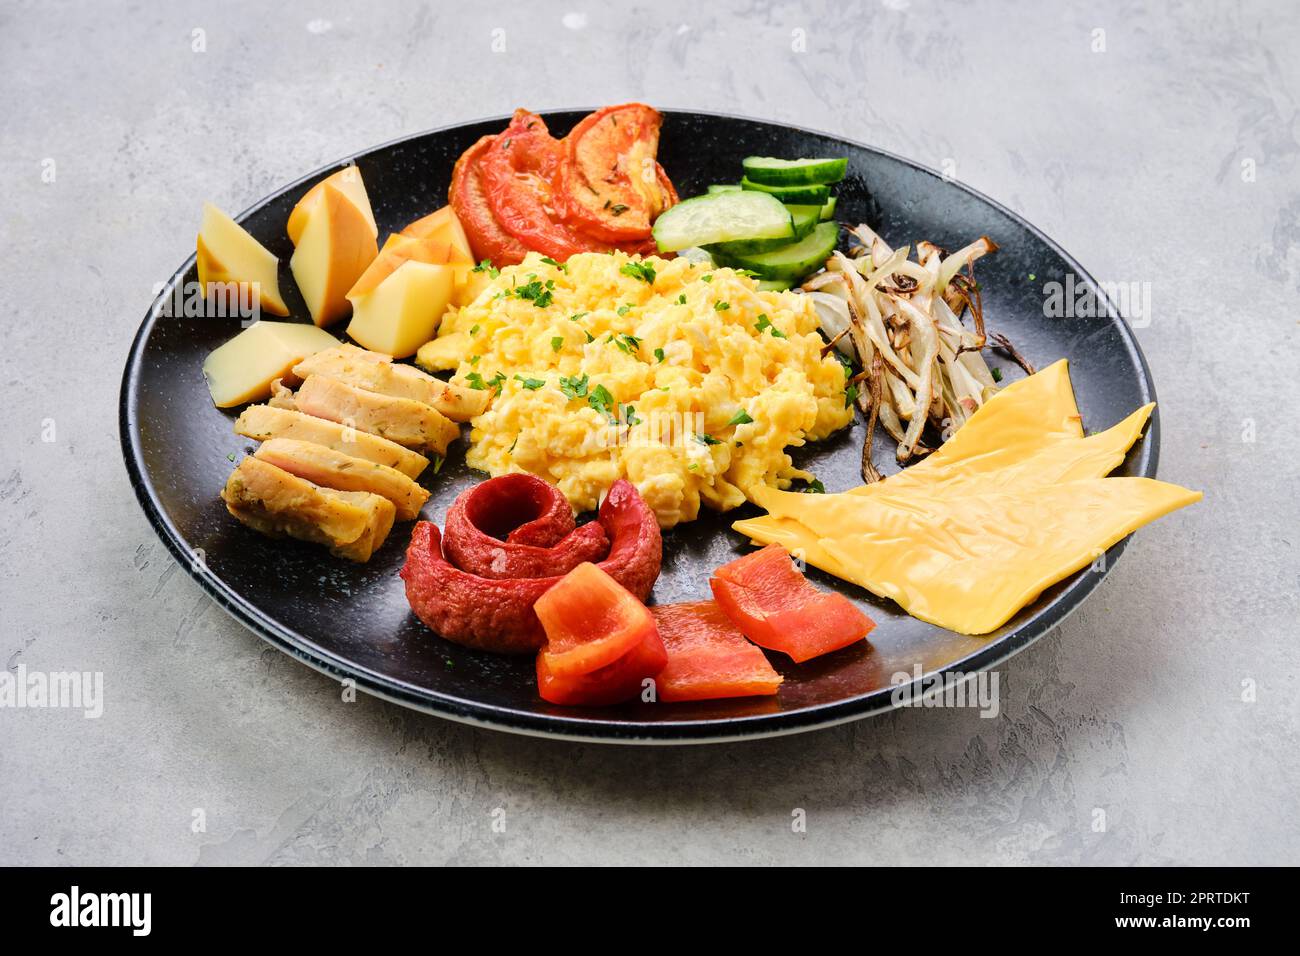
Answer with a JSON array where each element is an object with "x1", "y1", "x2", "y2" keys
[
  {"x1": 710, "y1": 545, "x2": 874, "y2": 663},
  {"x1": 651, "y1": 601, "x2": 783, "y2": 702},
  {"x1": 534, "y1": 562, "x2": 667, "y2": 705}
]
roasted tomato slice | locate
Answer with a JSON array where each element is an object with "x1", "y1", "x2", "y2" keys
[
  {"x1": 449, "y1": 134, "x2": 529, "y2": 266},
  {"x1": 710, "y1": 545, "x2": 874, "y2": 663},
  {"x1": 476, "y1": 109, "x2": 610, "y2": 261},
  {"x1": 558, "y1": 103, "x2": 678, "y2": 244},
  {"x1": 651, "y1": 601, "x2": 782, "y2": 702}
]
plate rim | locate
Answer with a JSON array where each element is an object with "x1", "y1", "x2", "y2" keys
[{"x1": 118, "y1": 108, "x2": 1160, "y2": 744}]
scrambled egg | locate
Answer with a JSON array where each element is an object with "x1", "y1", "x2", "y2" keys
[{"x1": 418, "y1": 252, "x2": 853, "y2": 527}]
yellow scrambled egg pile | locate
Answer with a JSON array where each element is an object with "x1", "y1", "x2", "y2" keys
[{"x1": 419, "y1": 252, "x2": 852, "y2": 527}]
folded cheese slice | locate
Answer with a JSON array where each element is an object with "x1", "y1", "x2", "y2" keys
[
  {"x1": 743, "y1": 477, "x2": 1201, "y2": 635},
  {"x1": 735, "y1": 400, "x2": 1155, "y2": 581}
]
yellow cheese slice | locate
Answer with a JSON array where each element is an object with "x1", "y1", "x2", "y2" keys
[
  {"x1": 347, "y1": 259, "x2": 455, "y2": 359},
  {"x1": 287, "y1": 166, "x2": 378, "y2": 245},
  {"x1": 748, "y1": 478, "x2": 1201, "y2": 634},
  {"x1": 201, "y1": 321, "x2": 340, "y2": 408},
  {"x1": 197, "y1": 203, "x2": 289, "y2": 316},
  {"x1": 289, "y1": 183, "x2": 380, "y2": 327},
  {"x1": 738, "y1": 395, "x2": 1154, "y2": 574}
]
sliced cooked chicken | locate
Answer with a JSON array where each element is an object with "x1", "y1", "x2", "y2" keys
[
  {"x1": 268, "y1": 378, "x2": 297, "y2": 410},
  {"x1": 254, "y1": 437, "x2": 429, "y2": 521},
  {"x1": 293, "y1": 345, "x2": 488, "y2": 422},
  {"x1": 221, "y1": 457, "x2": 395, "y2": 562},
  {"x1": 234, "y1": 404, "x2": 429, "y2": 479},
  {"x1": 293, "y1": 374, "x2": 461, "y2": 455}
]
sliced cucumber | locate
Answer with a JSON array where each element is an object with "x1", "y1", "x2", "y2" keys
[
  {"x1": 740, "y1": 177, "x2": 831, "y2": 206},
  {"x1": 713, "y1": 221, "x2": 840, "y2": 284},
  {"x1": 756, "y1": 278, "x2": 794, "y2": 292},
  {"x1": 819, "y1": 195, "x2": 837, "y2": 221},
  {"x1": 742, "y1": 156, "x2": 848, "y2": 186},
  {"x1": 706, "y1": 184, "x2": 743, "y2": 194},
  {"x1": 653, "y1": 191, "x2": 793, "y2": 253},
  {"x1": 705, "y1": 203, "x2": 820, "y2": 256}
]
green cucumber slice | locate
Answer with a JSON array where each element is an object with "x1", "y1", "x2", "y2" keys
[
  {"x1": 714, "y1": 221, "x2": 840, "y2": 283},
  {"x1": 755, "y1": 278, "x2": 794, "y2": 292},
  {"x1": 742, "y1": 156, "x2": 848, "y2": 186},
  {"x1": 706, "y1": 184, "x2": 743, "y2": 194},
  {"x1": 740, "y1": 177, "x2": 831, "y2": 206},
  {"x1": 819, "y1": 196, "x2": 837, "y2": 221},
  {"x1": 652, "y1": 191, "x2": 793, "y2": 253},
  {"x1": 704, "y1": 203, "x2": 821, "y2": 256}
]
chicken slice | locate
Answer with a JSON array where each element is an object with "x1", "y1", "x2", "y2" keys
[
  {"x1": 293, "y1": 345, "x2": 488, "y2": 422},
  {"x1": 253, "y1": 437, "x2": 429, "y2": 521},
  {"x1": 293, "y1": 374, "x2": 461, "y2": 455},
  {"x1": 234, "y1": 404, "x2": 429, "y2": 479},
  {"x1": 221, "y1": 457, "x2": 395, "y2": 562}
]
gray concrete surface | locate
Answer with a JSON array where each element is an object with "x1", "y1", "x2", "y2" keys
[{"x1": 2, "y1": 0, "x2": 1296, "y2": 866}]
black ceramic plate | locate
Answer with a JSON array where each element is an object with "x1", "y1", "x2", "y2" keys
[{"x1": 120, "y1": 110, "x2": 1157, "y2": 743}]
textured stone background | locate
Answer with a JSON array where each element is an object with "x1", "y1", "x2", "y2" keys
[{"x1": 2, "y1": 0, "x2": 1296, "y2": 865}]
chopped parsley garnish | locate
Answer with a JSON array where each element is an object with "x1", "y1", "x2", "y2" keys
[
  {"x1": 845, "y1": 384, "x2": 859, "y2": 408},
  {"x1": 754, "y1": 314, "x2": 786, "y2": 338},
  {"x1": 570, "y1": 311, "x2": 588, "y2": 322},
  {"x1": 584, "y1": 330, "x2": 595, "y2": 343},
  {"x1": 654, "y1": 347, "x2": 665, "y2": 363},
  {"x1": 432, "y1": 455, "x2": 445, "y2": 475},
  {"x1": 622, "y1": 405, "x2": 642, "y2": 426},
  {"x1": 613, "y1": 333, "x2": 641, "y2": 354},
  {"x1": 803, "y1": 479, "x2": 826, "y2": 494},
  {"x1": 465, "y1": 371, "x2": 506, "y2": 393},
  {"x1": 508, "y1": 436, "x2": 518, "y2": 453},
  {"x1": 469, "y1": 354, "x2": 481, "y2": 366},
  {"x1": 472, "y1": 260, "x2": 499, "y2": 278},
  {"x1": 610, "y1": 203, "x2": 629, "y2": 216},
  {"x1": 469, "y1": 324, "x2": 480, "y2": 336},
  {"x1": 558, "y1": 373, "x2": 589, "y2": 399},
  {"x1": 714, "y1": 301, "x2": 730, "y2": 311},
  {"x1": 540, "y1": 256, "x2": 568, "y2": 273},
  {"x1": 676, "y1": 294, "x2": 687, "y2": 305},
  {"x1": 514, "y1": 375, "x2": 545, "y2": 391},
  {"x1": 991, "y1": 367, "x2": 1003, "y2": 382},
  {"x1": 551, "y1": 336, "x2": 564, "y2": 352},
  {"x1": 694, "y1": 433, "x2": 722, "y2": 446},
  {"x1": 619, "y1": 261, "x2": 657, "y2": 284},
  {"x1": 727, "y1": 409, "x2": 753, "y2": 426},
  {"x1": 588, "y1": 384, "x2": 617, "y2": 421},
  {"x1": 616, "y1": 303, "x2": 633, "y2": 316},
  {"x1": 700, "y1": 274, "x2": 712, "y2": 283},
  {"x1": 511, "y1": 278, "x2": 553, "y2": 308}
]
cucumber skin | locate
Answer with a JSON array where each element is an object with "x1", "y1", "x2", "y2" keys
[
  {"x1": 712, "y1": 221, "x2": 840, "y2": 283},
  {"x1": 652, "y1": 191, "x2": 794, "y2": 252},
  {"x1": 704, "y1": 204, "x2": 820, "y2": 257},
  {"x1": 740, "y1": 177, "x2": 832, "y2": 205},
  {"x1": 706, "y1": 184, "x2": 743, "y2": 194},
  {"x1": 742, "y1": 157, "x2": 848, "y2": 186}
]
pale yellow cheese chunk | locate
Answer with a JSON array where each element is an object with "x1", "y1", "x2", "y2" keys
[
  {"x1": 346, "y1": 260, "x2": 454, "y2": 358},
  {"x1": 289, "y1": 183, "x2": 379, "y2": 327},
  {"x1": 197, "y1": 202, "x2": 289, "y2": 316},
  {"x1": 201, "y1": 321, "x2": 340, "y2": 408},
  {"x1": 287, "y1": 166, "x2": 378, "y2": 244}
]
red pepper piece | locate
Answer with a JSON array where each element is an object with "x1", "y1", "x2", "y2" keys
[
  {"x1": 650, "y1": 601, "x2": 782, "y2": 702},
  {"x1": 710, "y1": 545, "x2": 874, "y2": 663}
]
